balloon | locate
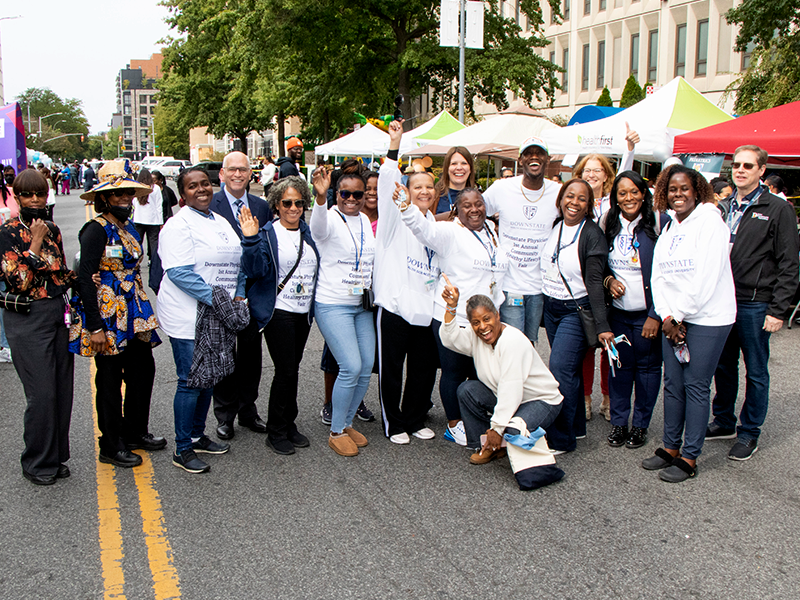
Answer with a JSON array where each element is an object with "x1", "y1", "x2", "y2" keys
[{"x1": 652, "y1": 143, "x2": 672, "y2": 163}]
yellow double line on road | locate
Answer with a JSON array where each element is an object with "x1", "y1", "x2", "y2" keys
[{"x1": 85, "y1": 202, "x2": 181, "y2": 599}]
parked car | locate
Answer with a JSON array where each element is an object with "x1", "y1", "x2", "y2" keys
[
  {"x1": 191, "y1": 161, "x2": 223, "y2": 186},
  {"x1": 140, "y1": 156, "x2": 171, "y2": 170},
  {"x1": 157, "y1": 160, "x2": 192, "y2": 179}
]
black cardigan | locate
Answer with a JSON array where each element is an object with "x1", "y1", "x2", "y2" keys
[{"x1": 575, "y1": 219, "x2": 611, "y2": 334}]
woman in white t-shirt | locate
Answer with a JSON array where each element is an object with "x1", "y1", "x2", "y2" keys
[
  {"x1": 540, "y1": 179, "x2": 614, "y2": 455},
  {"x1": 310, "y1": 168, "x2": 376, "y2": 457},
  {"x1": 157, "y1": 167, "x2": 246, "y2": 474},
  {"x1": 397, "y1": 186, "x2": 509, "y2": 446},
  {"x1": 132, "y1": 168, "x2": 164, "y2": 265},
  {"x1": 239, "y1": 176, "x2": 320, "y2": 456}
]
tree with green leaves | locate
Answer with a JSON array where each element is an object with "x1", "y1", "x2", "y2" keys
[
  {"x1": 725, "y1": 0, "x2": 800, "y2": 115},
  {"x1": 15, "y1": 87, "x2": 90, "y2": 160},
  {"x1": 596, "y1": 87, "x2": 613, "y2": 107},
  {"x1": 152, "y1": 105, "x2": 190, "y2": 159},
  {"x1": 619, "y1": 76, "x2": 645, "y2": 108}
]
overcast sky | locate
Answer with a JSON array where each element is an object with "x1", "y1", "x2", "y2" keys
[{"x1": 1, "y1": 0, "x2": 173, "y2": 133}]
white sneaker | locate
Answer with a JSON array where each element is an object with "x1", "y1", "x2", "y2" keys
[
  {"x1": 444, "y1": 421, "x2": 467, "y2": 446},
  {"x1": 549, "y1": 448, "x2": 566, "y2": 456},
  {"x1": 389, "y1": 432, "x2": 410, "y2": 445},
  {"x1": 0, "y1": 348, "x2": 11, "y2": 363},
  {"x1": 411, "y1": 427, "x2": 435, "y2": 440}
]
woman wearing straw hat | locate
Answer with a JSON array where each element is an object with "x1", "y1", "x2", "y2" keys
[{"x1": 69, "y1": 160, "x2": 166, "y2": 468}]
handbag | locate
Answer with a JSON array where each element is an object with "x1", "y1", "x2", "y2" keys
[
  {"x1": 361, "y1": 288, "x2": 375, "y2": 311},
  {"x1": 554, "y1": 222, "x2": 602, "y2": 348},
  {"x1": 0, "y1": 291, "x2": 32, "y2": 314},
  {"x1": 277, "y1": 235, "x2": 305, "y2": 294}
]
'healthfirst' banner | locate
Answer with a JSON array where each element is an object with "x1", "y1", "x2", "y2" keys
[{"x1": 0, "y1": 103, "x2": 28, "y2": 175}]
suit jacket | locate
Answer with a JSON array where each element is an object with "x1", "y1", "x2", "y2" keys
[{"x1": 210, "y1": 190, "x2": 273, "y2": 240}]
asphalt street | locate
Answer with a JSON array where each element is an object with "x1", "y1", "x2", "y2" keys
[{"x1": 0, "y1": 184, "x2": 798, "y2": 600}]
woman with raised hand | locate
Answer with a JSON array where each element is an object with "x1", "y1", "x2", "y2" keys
[
  {"x1": 434, "y1": 146, "x2": 476, "y2": 220},
  {"x1": 373, "y1": 120, "x2": 440, "y2": 445},
  {"x1": 642, "y1": 165, "x2": 735, "y2": 483},
  {"x1": 601, "y1": 171, "x2": 670, "y2": 450},
  {"x1": 310, "y1": 166, "x2": 376, "y2": 457},
  {"x1": 239, "y1": 176, "x2": 320, "y2": 456},
  {"x1": 0, "y1": 169, "x2": 75, "y2": 485},
  {"x1": 573, "y1": 123, "x2": 639, "y2": 421},
  {"x1": 540, "y1": 178, "x2": 613, "y2": 454},
  {"x1": 396, "y1": 179, "x2": 508, "y2": 446},
  {"x1": 70, "y1": 160, "x2": 165, "y2": 469}
]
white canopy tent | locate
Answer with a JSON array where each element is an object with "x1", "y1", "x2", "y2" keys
[
  {"x1": 314, "y1": 123, "x2": 390, "y2": 161},
  {"x1": 540, "y1": 77, "x2": 733, "y2": 161}
]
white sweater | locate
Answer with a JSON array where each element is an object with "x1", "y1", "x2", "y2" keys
[
  {"x1": 440, "y1": 319, "x2": 562, "y2": 435},
  {"x1": 651, "y1": 202, "x2": 736, "y2": 326},
  {"x1": 310, "y1": 200, "x2": 376, "y2": 306},
  {"x1": 400, "y1": 205, "x2": 508, "y2": 326},
  {"x1": 373, "y1": 159, "x2": 440, "y2": 326}
]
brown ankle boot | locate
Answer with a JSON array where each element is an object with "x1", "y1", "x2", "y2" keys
[{"x1": 584, "y1": 395, "x2": 592, "y2": 421}]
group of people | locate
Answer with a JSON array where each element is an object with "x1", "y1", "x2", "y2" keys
[{"x1": 1, "y1": 123, "x2": 797, "y2": 488}]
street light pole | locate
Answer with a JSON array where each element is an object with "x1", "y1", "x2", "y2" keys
[{"x1": 38, "y1": 112, "x2": 64, "y2": 136}]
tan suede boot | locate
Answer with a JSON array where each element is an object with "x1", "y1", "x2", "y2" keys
[
  {"x1": 599, "y1": 394, "x2": 611, "y2": 421},
  {"x1": 585, "y1": 395, "x2": 592, "y2": 421}
]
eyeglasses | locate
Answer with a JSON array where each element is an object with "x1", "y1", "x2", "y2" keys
[
  {"x1": 16, "y1": 191, "x2": 49, "y2": 199},
  {"x1": 281, "y1": 199, "x2": 305, "y2": 208},
  {"x1": 224, "y1": 167, "x2": 250, "y2": 174},
  {"x1": 339, "y1": 190, "x2": 364, "y2": 200},
  {"x1": 582, "y1": 168, "x2": 605, "y2": 175},
  {"x1": 108, "y1": 189, "x2": 135, "y2": 198},
  {"x1": 731, "y1": 162, "x2": 757, "y2": 170}
]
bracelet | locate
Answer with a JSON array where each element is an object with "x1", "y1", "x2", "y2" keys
[
  {"x1": 445, "y1": 306, "x2": 457, "y2": 315},
  {"x1": 91, "y1": 329, "x2": 104, "y2": 335},
  {"x1": 603, "y1": 276, "x2": 613, "y2": 289}
]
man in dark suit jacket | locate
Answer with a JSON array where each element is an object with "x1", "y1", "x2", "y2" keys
[{"x1": 209, "y1": 151, "x2": 274, "y2": 440}]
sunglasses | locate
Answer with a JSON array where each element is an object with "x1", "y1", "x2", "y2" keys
[
  {"x1": 17, "y1": 191, "x2": 49, "y2": 199},
  {"x1": 731, "y1": 162, "x2": 757, "y2": 171},
  {"x1": 339, "y1": 190, "x2": 364, "y2": 200},
  {"x1": 281, "y1": 199, "x2": 305, "y2": 208},
  {"x1": 108, "y1": 189, "x2": 136, "y2": 198}
]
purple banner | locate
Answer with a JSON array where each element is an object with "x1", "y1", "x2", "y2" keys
[{"x1": 0, "y1": 103, "x2": 28, "y2": 175}]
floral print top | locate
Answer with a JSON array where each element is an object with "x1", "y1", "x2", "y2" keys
[{"x1": 0, "y1": 218, "x2": 74, "y2": 299}]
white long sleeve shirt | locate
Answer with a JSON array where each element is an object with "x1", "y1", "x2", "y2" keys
[
  {"x1": 400, "y1": 205, "x2": 508, "y2": 326},
  {"x1": 440, "y1": 319, "x2": 562, "y2": 435},
  {"x1": 310, "y1": 200, "x2": 376, "y2": 306},
  {"x1": 651, "y1": 202, "x2": 736, "y2": 326},
  {"x1": 373, "y1": 159, "x2": 440, "y2": 326}
]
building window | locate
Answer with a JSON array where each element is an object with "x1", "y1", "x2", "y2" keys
[
  {"x1": 123, "y1": 93, "x2": 131, "y2": 105},
  {"x1": 141, "y1": 141, "x2": 148, "y2": 151},
  {"x1": 515, "y1": 0, "x2": 521, "y2": 24},
  {"x1": 599, "y1": 0, "x2": 606, "y2": 10},
  {"x1": 648, "y1": 30, "x2": 658, "y2": 82},
  {"x1": 562, "y1": 48, "x2": 569, "y2": 93},
  {"x1": 550, "y1": 50, "x2": 556, "y2": 65},
  {"x1": 582, "y1": 43, "x2": 590, "y2": 90},
  {"x1": 123, "y1": 106, "x2": 131, "y2": 115},
  {"x1": 123, "y1": 116, "x2": 132, "y2": 126},
  {"x1": 124, "y1": 139, "x2": 133, "y2": 147},
  {"x1": 140, "y1": 106, "x2": 148, "y2": 115},
  {"x1": 564, "y1": 0, "x2": 570, "y2": 20},
  {"x1": 141, "y1": 129, "x2": 149, "y2": 139},
  {"x1": 584, "y1": 0, "x2": 591, "y2": 16},
  {"x1": 597, "y1": 40, "x2": 606, "y2": 89},
  {"x1": 630, "y1": 33, "x2": 640, "y2": 78},
  {"x1": 140, "y1": 118, "x2": 148, "y2": 127},
  {"x1": 124, "y1": 128, "x2": 132, "y2": 138},
  {"x1": 695, "y1": 20, "x2": 709, "y2": 77},
  {"x1": 675, "y1": 24, "x2": 687, "y2": 77},
  {"x1": 740, "y1": 40, "x2": 756, "y2": 70}
]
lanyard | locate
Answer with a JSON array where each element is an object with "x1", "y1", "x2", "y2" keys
[
  {"x1": 471, "y1": 224, "x2": 497, "y2": 267},
  {"x1": 334, "y1": 209, "x2": 364, "y2": 271},
  {"x1": 552, "y1": 220, "x2": 585, "y2": 264},
  {"x1": 727, "y1": 186, "x2": 764, "y2": 236},
  {"x1": 424, "y1": 246, "x2": 436, "y2": 271}
]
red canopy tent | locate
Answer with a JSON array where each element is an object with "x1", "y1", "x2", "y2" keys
[{"x1": 673, "y1": 101, "x2": 800, "y2": 166}]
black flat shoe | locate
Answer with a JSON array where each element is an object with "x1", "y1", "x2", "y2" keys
[
  {"x1": 607, "y1": 425, "x2": 629, "y2": 447},
  {"x1": 626, "y1": 426, "x2": 648, "y2": 449},
  {"x1": 216, "y1": 422, "x2": 234, "y2": 440},
  {"x1": 287, "y1": 430, "x2": 310, "y2": 448},
  {"x1": 267, "y1": 437, "x2": 296, "y2": 455},
  {"x1": 240, "y1": 416, "x2": 267, "y2": 433},
  {"x1": 56, "y1": 464, "x2": 70, "y2": 479},
  {"x1": 99, "y1": 450, "x2": 143, "y2": 468},
  {"x1": 23, "y1": 470, "x2": 56, "y2": 486},
  {"x1": 126, "y1": 433, "x2": 167, "y2": 451}
]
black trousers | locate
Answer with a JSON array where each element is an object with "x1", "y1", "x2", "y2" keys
[
  {"x1": 263, "y1": 309, "x2": 311, "y2": 440},
  {"x1": 213, "y1": 316, "x2": 262, "y2": 425},
  {"x1": 93, "y1": 336, "x2": 156, "y2": 455},
  {"x1": 5, "y1": 297, "x2": 74, "y2": 478},
  {"x1": 376, "y1": 307, "x2": 439, "y2": 436},
  {"x1": 134, "y1": 223, "x2": 161, "y2": 264}
]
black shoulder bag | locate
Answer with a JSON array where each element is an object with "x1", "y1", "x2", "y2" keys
[
  {"x1": 277, "y1": 235, "x2": 305, "y2": 294},
  {"x1": 555, "y1": 222, "x2": 601, "y2": 348}
]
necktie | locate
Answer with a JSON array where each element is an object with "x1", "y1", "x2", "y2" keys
[{"x1": 234, "y1": 199, "x2": 243, "y2": 221}]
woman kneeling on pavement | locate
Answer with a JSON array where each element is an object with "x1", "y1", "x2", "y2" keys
[
  {"x1": 70, "y1": 160, "x2": 166, "y2": 468},
  {"x1": 239, "y1": 176, "x2": 320, "y2": 456},
  {"x1": 0, "y1": 169, "x2": 75, "y2": 485},
  {"x1": 438, "y1": 277, "x2": 563, "y2": 465},
  {"x1": 643, "y1": 165, "x2": 735, "y2": 483},
  {"x1": 157, "y1": 167, "x2": 248, "y2": 473}
]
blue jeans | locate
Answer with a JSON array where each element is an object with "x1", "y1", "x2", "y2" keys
[
  {"x1": 457, "y1": 380, "x2": 562, "y2": 449},
  {"x1": 169, "y1": 337, "x2": 213, "y2": 453},
  {"x1": 499, "y1": 292, "x2": 544, "y2": 344},
  {"x1": 662, "y1": 322, "x2": 732, "y2": 460},
  {"x1": 432, "y1": 318, "x2": 477, "y2": 421},
  {"x1": 712, "y1": 301, "x2": 770, "y2": 443},
  {"x1": 543, "y1": 295, "x2": 590, "y2": 452},
  {"x1": 315, "y1": 303, "x2": 375, "y2": 433},
  {"x1": 608, "y1": 309, "x2": 662, "y2": 429}
]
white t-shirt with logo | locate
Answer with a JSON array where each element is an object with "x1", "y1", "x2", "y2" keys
[
  {"x1": 273, "y1": 222, "x2": 317, "y2": 314},
  {"x1": 540, "y1": 221, "x2": 587, "y2": 301},
  {"x1": 157, "y1": 206, "x2": 243, "y2": 339},
  {"x1": 608, "y1": 214, "x2": 647, "y2": 311},
  {"x1": 482, "y1": 176, "x2": 560, "y2": 295},
  {"x1": 132, "y1": 187, "x2": 164, "y2": 226}
]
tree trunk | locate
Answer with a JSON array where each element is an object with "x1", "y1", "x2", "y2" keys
[
  {"x1": 324, "y1": 109, "x2": 330, "y2": 143},
  {"x1": 277, "y1": 113, "x2": 286, "y2": 157},
  {"x1": 237, "y1": 132, "x2": 248, "y2": 155}
]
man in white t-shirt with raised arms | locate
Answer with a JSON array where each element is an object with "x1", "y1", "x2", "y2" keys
[{"x1": 482, "y1": 137, "x2": 561, "y2": 344}]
